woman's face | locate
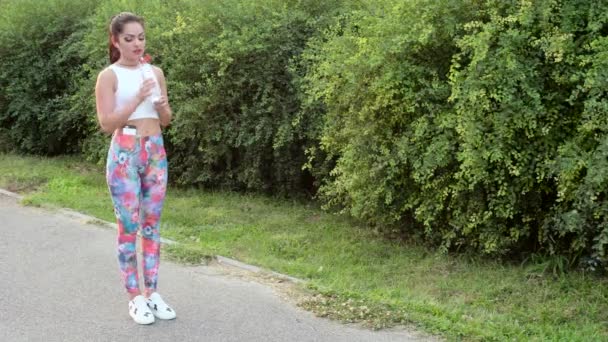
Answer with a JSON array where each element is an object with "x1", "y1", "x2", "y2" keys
[{"x1": 113, "y1": 22, "x2": 145, "y2": 62}]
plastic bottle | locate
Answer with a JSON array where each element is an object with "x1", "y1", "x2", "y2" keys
[{"x1": 139, "y1": 54, "x2": 161, "y2": 103}]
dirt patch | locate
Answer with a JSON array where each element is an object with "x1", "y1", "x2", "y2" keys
[
  {"x1": 205, "y1": 258, "x2": 316, "y2": 306},
  {"x1": 204, "y1": 258, "x2": 441, "y2": 340},
  {"x1": 5, "y1": 178, "x2": 46, "y2": 193}
]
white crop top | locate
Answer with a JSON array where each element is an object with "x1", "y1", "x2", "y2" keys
[{"x1": 109, "y1": 64, "x2": 160, "y2": 121}]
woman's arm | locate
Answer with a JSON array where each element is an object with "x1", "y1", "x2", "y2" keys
[
  {"x1": 153, "y1": 66, "x2": 172, "y2": 128},
  {"x1": 95, "y1": 68, "x2": 154, "y2": 134}
]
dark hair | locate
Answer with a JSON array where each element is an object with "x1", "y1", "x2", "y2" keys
[{"x1": 108, "y1": 12, "x2": 144, "y2": 64}]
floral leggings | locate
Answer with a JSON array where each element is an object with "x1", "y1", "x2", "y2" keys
[{"x1": 106, "y1": 131, "x2": 168, "y2": 294}]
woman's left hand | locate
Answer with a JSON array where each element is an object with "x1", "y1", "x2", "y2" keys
[{"x1": 154, "y1": 96, "x2": 169, "y2": 112}]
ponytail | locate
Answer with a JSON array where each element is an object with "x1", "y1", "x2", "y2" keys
[{"x1": 108, "y1": 38, "x2": 120, "y2": 64}]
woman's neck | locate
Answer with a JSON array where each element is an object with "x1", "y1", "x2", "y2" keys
[{"x1": 116, "y1": 58, "x2": 139, "y2": 68}]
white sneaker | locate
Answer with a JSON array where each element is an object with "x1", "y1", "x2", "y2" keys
[
  {"x1": 129, "y1": 295, "x2": 155, "y2": 325},
  {"x1": 146, "y1": 292, "x2": 176, "y2": 320}
]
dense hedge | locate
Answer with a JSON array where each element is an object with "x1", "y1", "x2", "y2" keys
[
  {"x1": 153, "y1": 0, "x2": 349, "y2": 193},
  {"x1": 0, "y1": 0, "x2": 98, "y2": 154},
  {"x1": 70, "y1": 0, "x2": 350, "y2": 194},
  {"x1": 302, "y1": 0, "x2": 482, "y2": 246},
  {"x1": 304, "y1": 0, "x2": 608, "y2": 262},
  {"x1": 3, "y1": 0, "x2": 608, "y2": 264}
]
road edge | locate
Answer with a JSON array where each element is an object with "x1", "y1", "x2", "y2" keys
[{"x1": 0, "y1": 188, "x2": 304, "y2": 285}]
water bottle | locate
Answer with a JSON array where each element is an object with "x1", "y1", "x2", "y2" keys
[{"x1": 140, "y1": 55, "x2": 162, "y2": 103}]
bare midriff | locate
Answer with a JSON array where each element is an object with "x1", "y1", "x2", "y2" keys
[{"x1": 124, "y1": 118, "x2": 162, "y2": 136}]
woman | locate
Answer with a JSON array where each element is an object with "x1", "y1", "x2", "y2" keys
[{"x1": 95, "y1": 12, "x2": 175, "y2": 325}]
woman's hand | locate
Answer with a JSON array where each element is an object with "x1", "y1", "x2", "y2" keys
[
  {"x1": 136, "y1": 79, "x2": 156, "y2": 103},
  {"x1": 154, "y1": 95, "x2": 170, "y2": 112}
]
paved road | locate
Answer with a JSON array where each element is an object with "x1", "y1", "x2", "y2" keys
[{"x1": 0, "y1": 194, "x2": 436, "y2": 342}]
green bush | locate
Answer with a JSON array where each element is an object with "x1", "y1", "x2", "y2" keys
[
  {"x1": 304, "y1": 0, "x2": 608, "y2": 263},
  {"x1": 72, "y1": 0, "x2": 348, "y2": 195},
  {"x1": 0, "y1": 0, "x2": 98, "y2": 155},
  {"x1": 303, "y1": 0, "x2": 484, "y2": 243},
  {"x1": 161, "y1": 0, "x2": 349, "y2": 194},
  {"x1": 449, "y1": 0, "x2": 608, "y2": 260},
  {"x1": 544, "y1": 1, "x2": 608, "y2": 263}
]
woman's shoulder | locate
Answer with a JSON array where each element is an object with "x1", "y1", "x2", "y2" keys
[
  {"x1": 96, "y1": 65, "x2": 118, "y2": 86},
  {"x1": 150, "y1": 64, "x2": 163, "y2": 73},
  {"x1": 151, "y1": 65, "x2": 165, "y2": 80},
  {"x1": 98, "y1": 65, "x2": 114, "y2": 75}
]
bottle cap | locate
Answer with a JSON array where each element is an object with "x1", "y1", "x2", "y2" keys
[{"x1": 140, "y1": 54, "x2": 153, "y2": 64}]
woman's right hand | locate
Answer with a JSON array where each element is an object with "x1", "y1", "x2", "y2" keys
[{"x1": 136, "y1": 79, "x2": 156, "y2": 103}]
